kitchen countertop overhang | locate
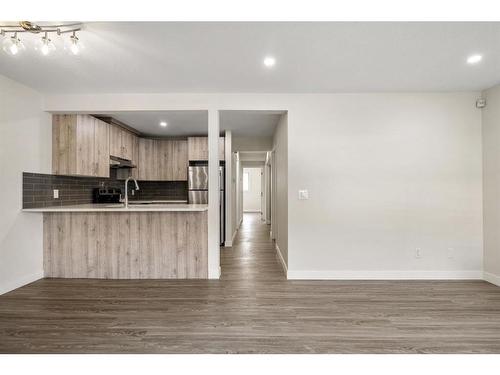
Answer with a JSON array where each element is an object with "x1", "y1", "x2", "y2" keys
[{"x1": 23, "y1": 203, "x2": 208, "y2": 212}]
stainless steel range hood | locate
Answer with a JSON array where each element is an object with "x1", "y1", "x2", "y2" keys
[{"x1": 110, "y1": 156, "x2": 136, "y2": 169}]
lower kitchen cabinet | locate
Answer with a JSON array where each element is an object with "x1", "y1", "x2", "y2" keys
[{"x1": 43, "y1": 210, "x2": 208, "y2": 279}]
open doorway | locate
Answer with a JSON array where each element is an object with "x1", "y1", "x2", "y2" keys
[
  {"x1": 218, "y1": 110, "x2": 287, "y2": 279},
  {"x1": 243, "y1": 167, "x2": 262, "y2": 215}
]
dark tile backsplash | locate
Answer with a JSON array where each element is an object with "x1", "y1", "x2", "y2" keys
[{"x1": 23, "y1": 172, "x2": 188, "y2": 208}]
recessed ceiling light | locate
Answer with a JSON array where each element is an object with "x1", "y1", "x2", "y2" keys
[
  {"x1": 467, "y1": 54, "x2": 483, "y2": 64},
  {"x1": 159, "y1": 121, "x2": 167, "y2": 127},
  {"x1": 263, "y1": 56, "x2": 276, "y2": 68}
]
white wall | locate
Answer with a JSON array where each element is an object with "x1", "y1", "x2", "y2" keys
[
  {"x1": 224, "y1": 131, "x2": 233, "y2": 246},
  {"x1": 233, "y1": 136, "x2": 272, "y2": 152},
  {"x1": 287, "y1": 94, "x2": 483, "y2": 279},
  {"x1": 482, "y1": 84, "x2": 500, "y2": 286},
  {"x1": 273, "y1": 113, "x2": 289, "y2": 268},
  {"x1": 0, "y1": 75, "x2": 51, "y2": 294},
  {"x1": 237, "y1": 156, "x2": 243, "y2": 230},
  {"x1": 231, "y1": 152, "x2": 241, "y2": 243},
  {"x1": 243, "y1": 168, "x2": 262, "y2": 212},
  {"x1": 264, "y1": 156, "x2": 272, "y2": 224},
  {"x1": 207, "y1": 110, "x2": 220, "y2": 278},
  {"x1": 43, "y1": 92, "x2": 484, "y2": 280}
]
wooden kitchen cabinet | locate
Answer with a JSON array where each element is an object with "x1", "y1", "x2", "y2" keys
[
  {"x1": 157, "y1": 139, "x2": 169, "y2": 180},
  {"x1": 138, "y1": 139, "x2": 188, "y2": 181},
  {"x1": 130, "y1": 136, "x2": 140, "y2": 179},
  {"x1": 171, "y1": 140, "x2": 188, "y2": 180},
  {"x1": 138, "y1": 138, "x2": 157, "y2": 180},
  {"x1": 121, "y1": 130, "x2": 135, "y2": 160},
  {"x1": 52, "y1": 114, "x2": 110, "y2": 178},
  {"x1": 187, "y1": 137, "x2": 208, "y2": 161},
  {"x1": 187, "y1": 137, "x2": 225, "y2": 161},
  {"x1": 109, "y1": 124, "x2": 136, "y2": 161},
  {"x1": 109, "y1": 123, "x2": 122, "y2": 158},
  {"x1": 94, "y1": 118, "x2": 111, "y2": 177},
  {"x1": 159, "y1": 139, "x2": 188, "y2": 181}
]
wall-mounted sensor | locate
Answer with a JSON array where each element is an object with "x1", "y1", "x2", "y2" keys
[
  {"x1": 476, "y1": 99, "x2": 487, "y2": 108},
  {"x1": 298, "y1": 190, "x2": 309, "y2": 200}
]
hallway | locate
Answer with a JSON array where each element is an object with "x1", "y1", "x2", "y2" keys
[
  {"x1": 1, "y1": 213, "x2": 500, "y2": 353},
  {"x1": 221, "y1": 213, "x2": 284, "y2": 281}
]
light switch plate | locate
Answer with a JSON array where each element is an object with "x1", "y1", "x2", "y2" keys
[
  {"x1": 298, "y1": 189, "x2": 309, "y2": 200},
  {"x1": 53, "y1": 189, "x2": 59, "y2": 199},
  {"x1": 415, "y1": 248, "x2": 422, "y2": 258}
]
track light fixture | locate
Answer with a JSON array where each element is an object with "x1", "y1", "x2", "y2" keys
[
  {"x1": 2, "y1": 32, "x2": 25, "y2": 55},
  {"x1": 0, "y1": 21, "x2": 84, "y2": 56}
]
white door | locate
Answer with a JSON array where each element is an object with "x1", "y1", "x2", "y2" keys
[{"x1": 243, "y1": 168, "x2": 262, "y2": 213}]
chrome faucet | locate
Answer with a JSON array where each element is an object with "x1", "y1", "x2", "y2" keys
[{"x1": 124, "y1": 177, "x2": 140, "y2": 208}]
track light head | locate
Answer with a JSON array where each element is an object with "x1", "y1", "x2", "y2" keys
[
  {"x1": 69, "y1": 31, "x2": 80, "y2": 55},
  {"x1": 38, "y1": 32, "x2": 56, "y2": 56},
  {"x1": 2, "y1": 32, "x2": 24, "y2": 55}
]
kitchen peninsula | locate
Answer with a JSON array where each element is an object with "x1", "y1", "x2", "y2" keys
[
  {"x1": 22, "y1": 113, "x2": 215, "y2": 280},
  {"x1": 24, "y1": 204, "x2": 208, "y2": 279}
]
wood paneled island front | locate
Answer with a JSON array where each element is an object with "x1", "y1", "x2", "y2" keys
[{"x1": 24, "y1": 204, "x2": 208, "y2": 279}]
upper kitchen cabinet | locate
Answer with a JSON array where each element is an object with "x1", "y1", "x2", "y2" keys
[
  {"x1": 130, "y1": 135, "x2": 140, "y2": 180},
  {"x1": 170, "y1": 139, "x2": 188, "y2": 180},
  {"x1": 52, "y1": 114, "x2": 110, "y2": 178},
  {"x1": 109, "y1": 124, "x2": 136, "y2": 161},
  {"x1": 137, "y1": 138, "x2": 157, "y2": 180},
  {"x1": 187, "y1": 137, "x2": 225, "y2": 161},
  {"x1": 138, "y1": 139, "x2": 188, "y2": 181}
]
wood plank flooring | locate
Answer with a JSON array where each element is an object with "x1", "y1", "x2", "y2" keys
[{"x1": 1, "y1": 213, "x2": 500, "y2": 353}]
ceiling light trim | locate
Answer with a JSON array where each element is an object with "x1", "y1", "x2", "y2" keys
[{"x1": 466, "y1": 54, "x2": 483, "y2": 65}]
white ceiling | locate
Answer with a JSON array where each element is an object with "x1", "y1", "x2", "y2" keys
[
  {"x1": 100, "y1": 111, "x2": 208, "y2": 136},
  {"x1": 95, "y1": 110, "x2": 282, "y2": 137},
  {"x1": 1, "y1": 22, "x2": 499, "y2": 93}
]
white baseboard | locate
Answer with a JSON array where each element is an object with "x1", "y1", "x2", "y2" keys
[
  {"x1": 275, "y1": 243, "x2": 288, "y2": 275},
  {"x1": 483, "y1": 272, "x2": 500, "y2": 287},
  {"x1": 208, "y1": 266, "x2": 221, "y2": 280},
  {"x1": 287, "y1": 270, "x2": 483, "y2": 280},
  {"x1": 225, "y1": 225, "x2": 240, "y2": 247},
  {"x1": 0, "y1": 271, "x2": 43, "y2": 295}
]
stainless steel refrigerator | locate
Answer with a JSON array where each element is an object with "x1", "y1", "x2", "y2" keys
[{"x1": 188, "y1": 165, "x2": 225, "y2": 244}]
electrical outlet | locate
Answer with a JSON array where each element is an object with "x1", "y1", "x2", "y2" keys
[
  {"x1": 53, "y1": 189, "x2": 59, "y2": 199},
  {"x1": 415, "y1": 248, "x2": 422, "y2": 259},
  {"x1": 447, "y1": 247, "x2": 454, "y2": 259}
]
